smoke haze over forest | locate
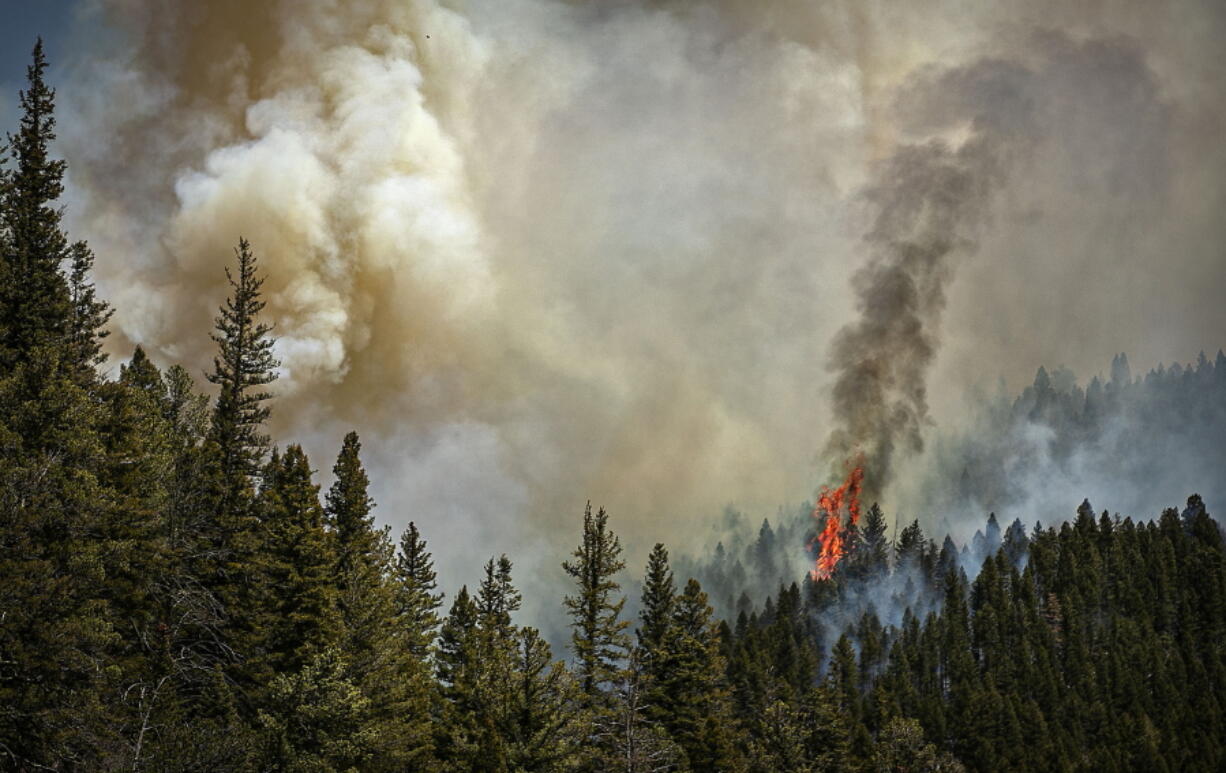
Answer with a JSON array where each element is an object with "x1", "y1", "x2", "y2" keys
[{"x1": 12, "y1": 0, "x2": 1226, "y2": 621}]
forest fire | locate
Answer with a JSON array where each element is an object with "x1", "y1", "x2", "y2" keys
[{"x1": 809, "y1": 464, "x2": 865, "y2": 580}]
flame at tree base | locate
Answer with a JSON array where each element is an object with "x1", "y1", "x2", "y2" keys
[{"x1": 809, "y1": 463, "x2": 865, "y2": 580}]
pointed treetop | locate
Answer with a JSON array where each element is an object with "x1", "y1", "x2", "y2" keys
[
  {"x1": 326, "y1": 431, "x2": 377, "y2": 575},
  {"x1": 0, "y1": 38, "x2": 74, "y2": 366}
]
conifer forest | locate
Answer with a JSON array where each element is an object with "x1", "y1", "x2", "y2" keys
[{"x1": 2, "y1": 3, "x2": 1226, "y2": 772}]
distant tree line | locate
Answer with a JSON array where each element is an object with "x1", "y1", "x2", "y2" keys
[{"x1": 2, "y1": 42, "x2": 1224, "y2": 772}]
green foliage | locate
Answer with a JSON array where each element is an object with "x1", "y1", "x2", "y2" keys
[
  {"x1": 325, "y1": 432, "x2": 393, "y2": 676},
  {"x1": 0, "y1": 346, "x2": 119, "y2": 767},
  {"x1": 873, "y1": 717, "x2": 965, "y2": 772},
  {"x1": 563, "y1": 502, "x2": 631, "y2": 700},
  {"x1": 257, "y1": 647, "x2": 380, "y2": 772},
  {"x1": 0, "y1": 40, "x2": 71, "y2": 370},
  {"x1": 256, "y1": 445, "x2": 340, "y2": 680},
  {"x1": 395, "y1": 521, "x2": 444, "y2": 661},
  {"x1": 638, "y1": 543, "x2": 676, "y2": 680},
  {"x1": 649, "y1": 578, "x2": 742, "y2": 769},
  {"x1": 207, "y1": 237, "x2": 278, "y2": 487}
]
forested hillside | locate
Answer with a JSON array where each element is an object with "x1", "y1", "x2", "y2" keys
[
  {"x1": 675, "y1": 349, "x2": 1226, "y2": 622},
  {"x1": 2, "y1": 43, "x2": 1224, "y2": 773}
]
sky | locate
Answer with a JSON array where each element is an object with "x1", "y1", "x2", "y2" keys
[
  {"x1": 1, "y1": 0, "x2": 74, "y2": 91},
  {"x1": 2, "y1": 0, "x2": 1224, "y2": 637},
  {"x1": 3, "y1": 2, "x2": 68, "y2": 52}
]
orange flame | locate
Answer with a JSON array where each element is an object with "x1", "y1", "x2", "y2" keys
[{"x1": 809, "y1": 463, "x2": 865, "y2": 581}]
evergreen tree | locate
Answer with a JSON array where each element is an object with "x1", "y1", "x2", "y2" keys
[
  {"x1": 325, "y1": 432, "x2": 433, "y2": 769},
  {"x1": 101, "y1": 351, "x2": 178, "y2": 762},
  {"x1": 477, "y1": 554, "x2": 523, "y2": 637},
  {"x1": 0, "y1": 43, "x2": 119, "y2": 767},
  {"x1": 0, "y1": 336, "x2": 117, "y2": 767},
  {"x1": 435, "y1": 586, "x2": 481, "y2": 767},
  {"x1": 206, "y1": 236, "x2": 279, "y2": 507},
  {"x1": 858, "y1": 503, "x2": 891, "y2": 577},
  {"x1": 658, "y1": 578, "x2": 744, "y2": 770},
  {"x1": 256, "y1": 646, "x2": 381, "y2": 772},
  {"x1": 506, "y1": 627, "x2": 582, "y2": 771},
  {"x1": 395, "y1": 521, "x2": 444, "y2": 660},
  {"x1": 255, "y1": 445, "x2": 339, "y2": 681},
  {"x1": 198, "y1": 238, "x2": 279, "y2": 671},
  {"x1": 590, "y1": 654, "x2": 683, "y2": 773},
  {"x1": 0, "y1": 39, "x2": 70, "y2": 370},
  {"x1": 326, "y1": 432, "x2": 393, "y2": 674},
  {"x1": 637, "y1": 543, "x2": 676, "y2": 690},
  {"x1": 563, "y1": 502, "x2": 632, "y2": 699},
  {"x1": 873, "y1": 716, "x2": 965, "y2": 772},
  {"x1": 65, "y1": 240, "x2": 112, "y2": 384}
]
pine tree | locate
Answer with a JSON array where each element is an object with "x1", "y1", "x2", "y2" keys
[
  {"x1": 198, "y1": 238, "x2": 279, "y2": 668},
  {"x1": 638, "y1": 543, "x2": 676, "y2": 669},
  {"x1": 206, "y1": 237, "x2": 278, "y2": 508},
  {"x1": 562, "y1": 503, "x2": 632, "y2": 700},
  {"x1": 659, "y1": 578, "x2": 744, "y2": 770},
  {"x1": 255, "y1": 445, "x2": 339, "y2": 681},
  {"x1": 0, "y1": 39, "x2": 71, "y2": 370},
  {"x1": 256, "y1": 646, "x2": 380, "y2": 771},
  {"x1": 0, "y1": 42, "x2": 120, "y2": 768},
  {"x1": 506, "y1": 627, "x2": 582, "y2": 770},
  {"x1": 65, "y1": 240, "x2": 112, "y2": 384},
  {"x1": 435, "y1": 586, "x2": 482, "y2": 767},
  {"x1": 395, "y1": 521, "x2": 444, "y2": 660},
  {"x1": 326, "y1": 431, "x2": 393, "y2": 675}
]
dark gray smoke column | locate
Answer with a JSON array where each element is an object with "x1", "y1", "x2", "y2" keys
[{"x1": 824, "y1": 59, "x2": 1037, "y2": 498}]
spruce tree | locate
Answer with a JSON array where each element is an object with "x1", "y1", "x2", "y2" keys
[
  {"x1": 323, "y1": 432, "x2": 433, "y2": 769},
  {"x1": 0, "y1": 42, "x2": 119, "y2": 768},
  {"x1": 659, "y1": 578, "x2": 743, "y2": 770},
  {"x1": 851, "y1": 502, "x2": 890, "y2": 580},
  {"x1": 562, "y1": 502, "x2": 631, "y2": 699},
  {"x1": 206, "y1": 237, "x2": 278, "y2": 506},
  {"x1": 637, "y1": 543, "x2": 676, "y2": 670},
  {"x1": 506, "y1": 627, "x2": 582, "y2": 770},
  {"x1": 326, "y1": 431, "x2": 394, "y2": 674},
  {"x1": 435, "y1": 586, "x2": 481, "y2": 767},
  {"x1": 395, "y1": 521, "x2": 444, "y2": 660},
  {"x1": 255, "y1": 445, "x2": 339, "y2": 680},
  {"x1": 161, "y1": 363, "x2": 210, "y2": 546},
  {"x1": 0, "y1": 39, "x2": 70, "y2": 370},
  {"x1": 101, "y1": 351, "x2": 178, "y2": 760},
  {"x1": 199, "y1": 238, "x2": 278, "y2": 664},
  {"x1": 0, "y1": 339, "x2": 116, "y2": 768},
  {"x1": 256, "y1": 646, "x2": 380, "y2": 771},
  {"x1": 65, "y1": 240, "x2": 112, "y2": 384},
  {"x1": 477, "y1": 554, "x2": 523, "y2": 636},
  {"x1": 636, "y1": 542, "x2": 676, "y2": 734},
  {"x1": 467, "y1": 554, "x2": 529, "y2": 769}
]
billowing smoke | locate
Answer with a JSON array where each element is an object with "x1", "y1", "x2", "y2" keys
[
  {"x1": 823, "y1": 56, "x2": 1036, "y2": 495},
  {"x1": 822, "y1": 24, "x2": 1195, "y2": 500},
  {"x1": 46, "y1": 0, "x2": 1226, "y2": 633}
]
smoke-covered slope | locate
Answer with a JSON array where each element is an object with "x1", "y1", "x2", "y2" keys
[{"x1": 676, "y1": 350, "x2": 1226, "y2": 619}]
